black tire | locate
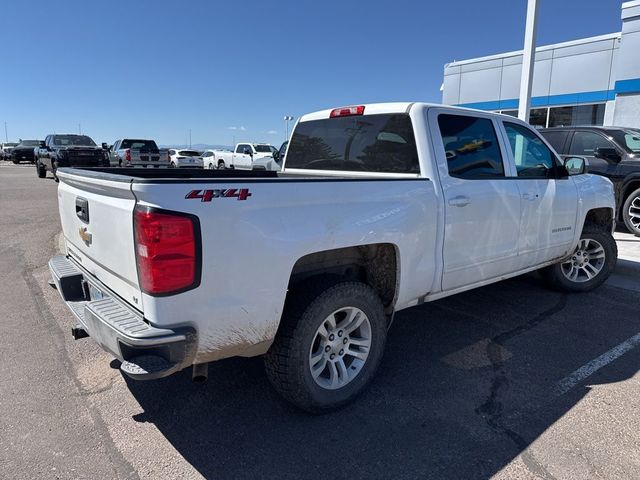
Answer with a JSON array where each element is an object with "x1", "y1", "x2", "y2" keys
[
  {"x1": 541, "y1": 226, "x2": 617, "y2": 292},
  {"x1": 217, "y1": 160, "x2": 225, "y2": 170},
  {"x1": 36, "y1": 161, "x2": 46, "y2": 178},
  {"x1": 208, "y1": 162, "x2": 215, "y2": 169},
  {"x1": 12, "y1": 159, "x2": 19, "y2": 164},
  {"x1": 169, "y1": 162, "x2": 176, "y2": 168},
  {"x1": 622, "y1": 187, "x2": 640, "y2": 236},
  {"x1": 264, "y1": 278, "x2": 387, "y2": 413}
]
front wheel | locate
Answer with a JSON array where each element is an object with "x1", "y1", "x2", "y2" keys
[
  {"x1": 36, "y1": 160, "x2": 46, "y2": 178},
  {"x1": 541, "y1": 227, "x2": 617, "y2": 292},
  {"x1": 622, "y1": 187, "x2": 640, "y2": 236},
  {"x1": 217, "y1": 160, "x2": 225, "y2": 170},
  {"x1": 265, "y1": 279, "x2": 387, "y2": 413}
]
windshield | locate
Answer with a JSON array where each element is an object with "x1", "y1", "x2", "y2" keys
[
  {"x1": 120, "y1": 139, "x2": 158, "y2": 150},
  {"x1": 53, "y1": 135, "x2": 96, "y2": 146},
  {"x1": 254, "y1": 145, "x2": 273, "y2": 153},
  {"x1": 178, "y1": 150, "x2": 201, "y2": 157},
  {"x1": 286, "y1": 113, "x2": 420, "y2": 174},
  {"x1": 18, "y1": 140, "x2": 40, "y2": 147},
  {"x1": 607, "y1": 129, "x2": 640, "y2": 153}
]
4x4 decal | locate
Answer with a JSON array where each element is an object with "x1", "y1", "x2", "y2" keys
[{"x1": 185, "y1": 189, "x2": 252, "y2": 202}]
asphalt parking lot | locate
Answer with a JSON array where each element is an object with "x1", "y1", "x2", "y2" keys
[{"x1": 1, "y1": 162, "x2": 639, "y2": 480}]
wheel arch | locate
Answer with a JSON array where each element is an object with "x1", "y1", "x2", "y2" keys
[
  {"x1": 582, "y1": 207, "x2": 615, "y2": 232},
  {"x1": 620, "y1": 178, "x2": 640, "y2": 219},
  {"x1": 287, "y1": 243, "x2": 400, "y2": 315}
]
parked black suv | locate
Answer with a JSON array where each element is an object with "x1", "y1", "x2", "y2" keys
[
  {"x1": 541, "y1": 126, "x2": 640, "y2": 236},
  {"x1": 36, "y1": 134, "x2": 109, "y2": 180}
]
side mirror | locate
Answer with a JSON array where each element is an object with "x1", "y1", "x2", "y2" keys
[
  {"x1": 39, "y1": 141, "x2": 46, "y2": 148},
  {"x1": 272, "y1": 150, "x2": 280, "y2": 162},
  {"x1": 563, "y1": 156, "x2": 587, "y2": 175},
  {"x1": 101, "y1": 142, "x2": 109, "y2": 151},
  {"x1": 243, "y1": 148, "x2": 252, "y2": 156},
  {"x1": 594, "y1": 147, "x2": 621, "y2": 163}
]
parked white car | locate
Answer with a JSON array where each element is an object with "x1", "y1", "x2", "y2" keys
[
  {"x1": 201, "y1": 149, "x2": 231, "y2": 169},
  {"x1": 50, "y1": 102, "x2": 616, "y2": 412},
  {"x1": 168, "y1": 149, "x2": 203, "y2": 168}
]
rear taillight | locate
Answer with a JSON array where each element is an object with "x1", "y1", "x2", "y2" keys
[
  {"x1": 134, "y1": 207, "x2": 201, "y2": 295},
  {"x1": 329, "y1": 105, "x2": 365, "y2": 118},
  {"x1": 125, "y1": 149, "x2": 131, "y2": 164}
]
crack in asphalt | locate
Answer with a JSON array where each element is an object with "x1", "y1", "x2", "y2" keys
[{"x1": 475, "y1": 295, "x2": 568, "y2": 480}]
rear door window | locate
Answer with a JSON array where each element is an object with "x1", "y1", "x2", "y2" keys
[
  {"x1": 286, "y1": 113, "x2": 419, "y2": 174},
  {"x1": 437, "y1": 114, "x2": 505, "y2": 179},
  {"x1": 569, "y1": 131, "x2": 615, "y2": 156}
]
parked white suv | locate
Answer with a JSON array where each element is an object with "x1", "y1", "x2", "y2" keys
[
  {"x1": 168, "y1": 149, "x2": 203, "y2": 168},
  {"x1": 49, "y1": 102, "x2": 616, "y2": 412}
]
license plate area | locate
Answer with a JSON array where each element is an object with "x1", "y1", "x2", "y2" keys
[{"x1": 88, "y1": 282, "x2": 105, "y2": 301}]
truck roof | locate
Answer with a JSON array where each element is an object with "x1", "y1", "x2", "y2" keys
[{"x1": 297, "y1": 102, "x2": 520, "y2": 123}]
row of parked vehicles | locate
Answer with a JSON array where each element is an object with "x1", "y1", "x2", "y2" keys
[
  {"x1": 4, "y1": 134, "x2": 289, "y2": 176},
  {"x1": 48, "y1": 102, "x2": 623, "y2": 412}
]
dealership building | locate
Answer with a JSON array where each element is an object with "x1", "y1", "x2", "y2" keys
[{"x1": 442, "y1": 0, "x2": 640, "y2": 128}]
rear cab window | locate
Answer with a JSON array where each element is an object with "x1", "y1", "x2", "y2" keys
[{"x1": 285, "y1": 113, "x2": 420, "y2": 174}]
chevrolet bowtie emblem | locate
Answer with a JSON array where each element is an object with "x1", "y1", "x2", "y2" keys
[{"x1": 79, "y1": 227, "x2": 92, "y2": 244}]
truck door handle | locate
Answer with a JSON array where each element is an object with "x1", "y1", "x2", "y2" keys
[
  {"x1": 448, "y1": 195, "x2": 471, "y2": 207},
  {"x1": 522, "y1": 192, "x2": 539, "y2": 201}
]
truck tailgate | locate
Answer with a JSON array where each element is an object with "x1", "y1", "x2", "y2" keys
[{"x1": 57, "y1": 170, "x2": 143, "y2": 310}]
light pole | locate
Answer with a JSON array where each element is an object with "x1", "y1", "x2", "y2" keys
[
  {"x1": 4, "y1": 122, "x2": 7, "y2": 143},
  {"x1": 518, "y1": 0, "x2": 539, "y2": 122},
  {"x1": 283, "y1": 116, "x2": 294, "y2": 142}
]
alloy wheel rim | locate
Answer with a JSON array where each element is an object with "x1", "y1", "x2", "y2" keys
[
  {"x1": 628, "y1": 195, "x2": 640, "y2": 230},
  {"x1": 561, "y1": 238, "x2": 606, "y2": 283},
  {"x1": 308, "y1": 306, "x2": 372, "y2": 390}
]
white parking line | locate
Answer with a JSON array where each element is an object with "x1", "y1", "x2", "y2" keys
[{"x1": 554, "y1": 332, "x2": 640, "y2": 396}]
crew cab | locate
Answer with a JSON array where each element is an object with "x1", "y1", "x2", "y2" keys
[
  {"x1": 10, "y1": 139, "x2": 41, "y2": 164},
  {"x1": 36, "y1": 134, "x2": 108, "y2": 180},
  {"x1": 211, "y1": 143, "x2": 275, "y2": 169},
  {"x1": 541, "y1": 126, "x2": 640, "y2": 236},
  {"x1": 49, "y1": 103, "x2": 616, "y2": 412},
  {"x1": 109, "y1": 138, "x2": 165, "y2": 168}
]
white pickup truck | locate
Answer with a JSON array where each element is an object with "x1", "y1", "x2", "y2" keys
[
  {"x1": 49, "y1": 103, "x2": 616, "y2": 412},
  {"x1": 208, "y1": 142, "x2": 275, "y2": 170}
]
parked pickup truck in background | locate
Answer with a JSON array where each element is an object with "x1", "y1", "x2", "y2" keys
[
  {"x1": 36, "y1": 134, "x2": 108, "y2": 180},
  {"x1": 10, "y1": 139, "x2": 41, "y2": 164},
  {"x1": 49, "y1": 103, "x2": 616, "y2": 412},
  {"x1": 108, "y1": 138, "x2": 165, "y2": 167},
  {"x1": 211, "y1": 142, "x2": 275, "y2": 169}
]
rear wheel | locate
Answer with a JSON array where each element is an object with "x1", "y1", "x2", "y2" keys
[
  {"x1": 265, "y1": 279, "x2": 387, "y2": 413},
  {"x1": 36, "y1": 160, "x2": 46, "y2": 178},
  {"x1": 541, "y1": 226, "x2": 616, "y2": 292},
  {"x1": 217, "y1": 160, "x2": 225, "y2": 170},
  {"x1": 12, "y1": 159, "x2": 19, "y2": 164},
  {"x1": 208, "y1": 162, "x2": 215, "y2": 169},
  {"x1": 622, "y1": 187, "x2": 640, "y2": 236},
  {"x1": 169, "y1": 162, "x2": 176, "y2": 168}
]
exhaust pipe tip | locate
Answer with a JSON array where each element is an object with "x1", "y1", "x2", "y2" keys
[
  {"x1": 192, "y1": 363, "x2": 208, "y2": 383},
  {"x1": 71, "y1": 325, "x2": 89, "y2": 340}
]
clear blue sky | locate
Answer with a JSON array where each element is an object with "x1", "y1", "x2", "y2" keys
[{"x1": 0, "y1": 0, "x2": 623, "y2": 147}]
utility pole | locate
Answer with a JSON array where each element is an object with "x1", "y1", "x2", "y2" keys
[
  {"x1": 79, "y1": 123, "x2": 82, "y2": 134},
  {"x1": 518, "y1": 0, "x2": 539, "y2": 122},
  {"x1": 189, "y1": 129, "x2": 192, "y2": 148},
  {"x1": 4, "y1": 122, "x2": 7, "y2": 143}
]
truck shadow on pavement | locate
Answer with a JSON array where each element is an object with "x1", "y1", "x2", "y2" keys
[{"x1": 124, "y1": 274, "x2": 640, "y2": 479}]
